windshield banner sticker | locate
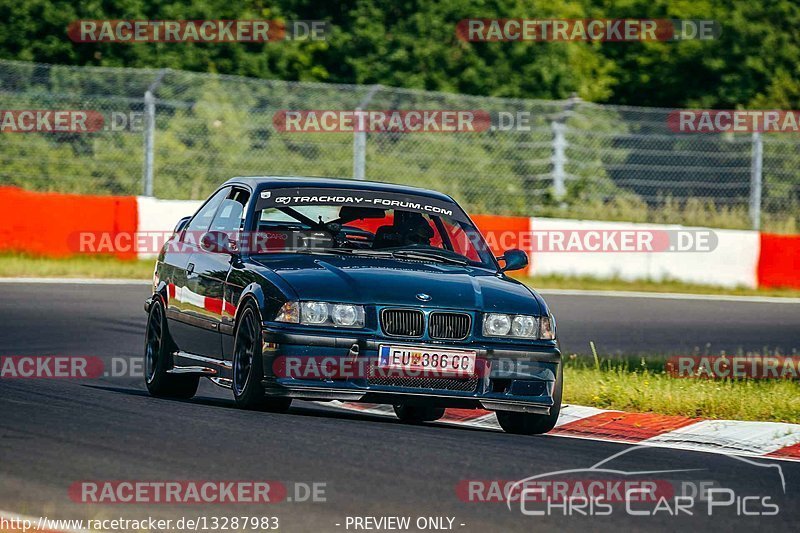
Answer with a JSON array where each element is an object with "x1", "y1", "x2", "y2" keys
[{"x1": 255, "y1": 187, "x2": 467, "y2": 222}]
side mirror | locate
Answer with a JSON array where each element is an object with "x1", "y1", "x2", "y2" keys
[
  {"x1": 498, "y1": 249, "x2": 528, "y2": 273},
  {"x1": 200, "y1": 230, "x2": 238, "y2": 255},
  {"x1": 174, "y1": 216, "x2": 191, "y2": 234}
]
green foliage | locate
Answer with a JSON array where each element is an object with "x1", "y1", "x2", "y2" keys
[{"x1": 2, "y1": 0, "x2": 800, "y2": 108}]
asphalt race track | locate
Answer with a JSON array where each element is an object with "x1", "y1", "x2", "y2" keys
[{"x1": 1, "y1": 282, "x2": 799, "y2": 532}]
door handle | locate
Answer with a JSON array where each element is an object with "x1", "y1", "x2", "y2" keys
[{"x1": 186, "y1": 262, "x2": 195, "y2": 274}]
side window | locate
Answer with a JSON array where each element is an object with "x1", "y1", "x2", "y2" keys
[
  {"x1": 210, "y1": 187, "x2": 250, "y2": 233},
  {"x1": 440, "y1": 218, "x2": 481, "y2": 261},
  {"x1": 185, "y1": 187, "x2": 230, "y2": 236}
]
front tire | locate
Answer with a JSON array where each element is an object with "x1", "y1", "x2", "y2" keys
[
  {"x1": 496, "y1": 364, "x2": 563, "y2": 435},
  {"x1": 393, "y1": 404, "x2": 446, "y2": 424},
  {"x1": 232, "y1": 302, "x2": 291, "y2": 413},
  {"x1": 144, "y1": 297, "x2": 199, "y2": 399}
]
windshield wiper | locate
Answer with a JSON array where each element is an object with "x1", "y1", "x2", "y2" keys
[
  {"x1": 296, "y1": 248, "x2": 394, "y2": 258},
  {"x1": 389, "y1": 249, "x2": 469, "y2": 265},
  {"x1": 289, "y1": 248, "x2": 468, "y2": 265},
  {"x1": 296, "y1": 247, "x2": 352, "y2": 255}
]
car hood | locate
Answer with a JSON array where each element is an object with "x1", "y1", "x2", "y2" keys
[{"x1": 251, "y1": 254, "x2": 542, "y2": 315}]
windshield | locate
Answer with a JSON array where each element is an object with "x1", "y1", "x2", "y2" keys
[{"x1": 247, "y1": 187, "x2": 497, "y2": 268}]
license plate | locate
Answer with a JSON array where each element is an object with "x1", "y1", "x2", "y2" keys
[{"x1": 378, "y1": 345, "x2": 477, "y2": 376}]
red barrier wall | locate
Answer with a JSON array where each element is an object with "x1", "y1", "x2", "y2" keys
[
  {"x1": 471, "y1": 214, "x2": 530, "y2": 256},
  {"x1": 757, "y1": 233, "x2": 800, "y2": 289},
  {"x1": 0, "y1": 187, "x2": 138, "y2": 259},
  {"x1": 2, "y1": 186, "x2": 799, "y2": 291}
]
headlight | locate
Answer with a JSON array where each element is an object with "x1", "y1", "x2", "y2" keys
[
  {"x1": 512, "y1": 315, "x2": 537, "y2": 337},
  {"x1": 301, "y1": 301, "x2": 329, "y2": 324},
  {"x1": 275, "y1": 301, "x2": 365, "y2": 328},
  {"x1": 331, "y1": 304, "x2": 364, "y2": 327},
  {"x1": 483, "y1": 313, "x2": 511, "y2": 336},
  {"x1": 483, "y1": 313, "x2": 552, "y2": 339}
]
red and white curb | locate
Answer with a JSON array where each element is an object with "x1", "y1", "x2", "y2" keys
[{"x1": 324, "y1": 402, "x2": 800, "y2": 462}]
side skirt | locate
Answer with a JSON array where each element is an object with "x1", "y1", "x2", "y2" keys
[{"x1": 169, "y1": 351, "x2": 233, "y2": 390}]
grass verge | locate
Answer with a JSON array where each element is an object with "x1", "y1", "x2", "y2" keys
[
  {"x1": 563, "y1": 355, "x2": 799, "y2": 424},
  {"x1": 0, "y1": 253, "x2": 154, "y2": 279}
]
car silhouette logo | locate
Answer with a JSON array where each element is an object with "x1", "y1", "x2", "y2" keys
[{"x1": 416, "y1": 293, "x2": 432, "y2": 301}]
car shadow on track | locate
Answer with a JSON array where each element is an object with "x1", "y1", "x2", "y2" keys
[{"x1": 81, "y1": 384, "x2": 496, "y2": 434}]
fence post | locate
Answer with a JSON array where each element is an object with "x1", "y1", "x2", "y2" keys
[
  {"x1": 142, "y1": 91, "x2": 156, "y2": 197},
  {"x1": 749, "y1": 132, "x2": 763, "y2": 231},
  {"x1": 142, "y1": 69, "x2": 169, "y2": 196},
  {"x1": 353, "y1": 128, "x2": 367, "y2": 181},
  {"x1": 353, "y1": 84, "x2": 381, "y2": 180},
  {"x1": 551, "y1": 121, "x2": 567, "y2": 200}
]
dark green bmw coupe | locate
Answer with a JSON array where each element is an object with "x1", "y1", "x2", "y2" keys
[{"x1": 144, "y1": 176, "x2": 561, "y2": 434}]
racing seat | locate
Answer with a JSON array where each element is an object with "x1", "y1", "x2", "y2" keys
[
  {"x1": 372, "y1": 212, "x2": 434, "y2": 249},
  {"x1": 372, "y1": 225, "x2": 404, "y2": 248}
]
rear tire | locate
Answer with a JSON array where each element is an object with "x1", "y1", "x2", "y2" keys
[
  {"x1": 393, "y1": 404, "x2": 446, "y2": 424},
  {"x1": 232, "y1": 302, "x2": 292, "y2": 413},
  {"x1": 144, "y1": 297, "x2": 199, "y2": 399},
  {"x1": 496, "y1": 364, "x2": 563, "y2": 435}
]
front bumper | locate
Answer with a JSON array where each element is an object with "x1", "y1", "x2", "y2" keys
[{"x1": 259, "y1": 325, "x2": 561, "y2": 415}]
